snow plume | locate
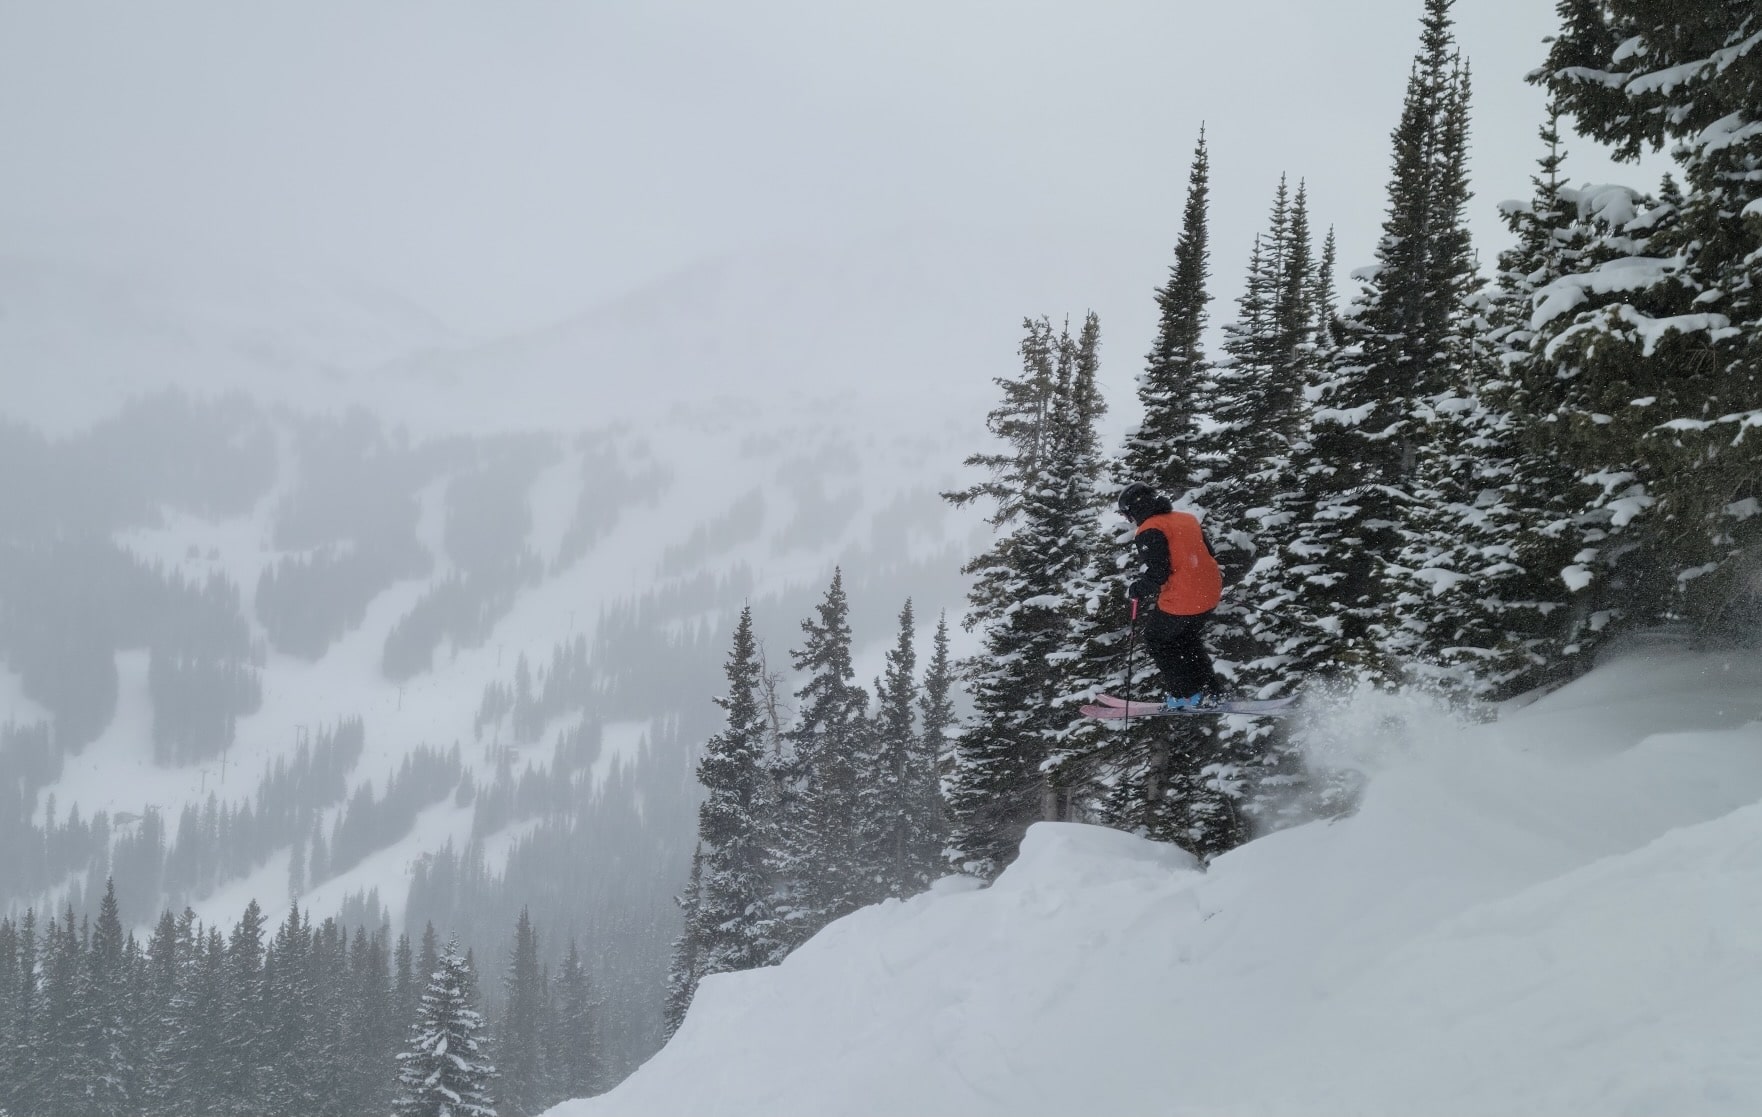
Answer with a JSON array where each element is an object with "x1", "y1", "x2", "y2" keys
[
  {"x1": 548, "y1": 648, "x2": 1762, "y2": 1116},
  {"x1": 1248, "y1": 677, "x2": 1475, "y2": 832}
]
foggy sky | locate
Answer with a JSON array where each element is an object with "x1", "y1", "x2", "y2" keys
[{"x1": 0, "y1": 0, "x2": 1635, "y2": 339}]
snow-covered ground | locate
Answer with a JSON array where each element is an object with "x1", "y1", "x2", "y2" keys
[{"x1": 550, "y1": 648, "x2": 1762, "y2": 1117}]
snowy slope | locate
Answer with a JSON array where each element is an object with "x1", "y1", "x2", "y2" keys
[{"x1": 550, "y1": 649, "x2": 1762, "y2": 1117}]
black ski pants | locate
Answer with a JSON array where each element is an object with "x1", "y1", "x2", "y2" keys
[{"x1": 1143, "y1": 608, "x2": 1219, "y2": 698}]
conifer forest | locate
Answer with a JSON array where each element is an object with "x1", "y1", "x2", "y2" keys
[{"x1": 2, "y1": 1, "x2": 1759, "y2": 1114}]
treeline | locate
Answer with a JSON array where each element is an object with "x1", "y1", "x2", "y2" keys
[
  {"x1": 664, "y1": 584, "x2": 955, "y2": 1033},
  {"x1": 0, "y1": 721, "x2": 469, "y2": 929},
  {"x1": 408, "y1": 713, "x2": 701, "y2": 1080},
  {"x1": 2, "y1": 722, "x2": 362, "y2": 919},
  {"x1": 0, "y1": 393, "x2": 274, "y2": 777},
  {"x1": 0, "y1": 884, "x2": 604, "y2": 1117},
  {"x1": 0, "y1": 540, "x2": 263, "y2": 767},
  {"x1": 940, "y1": 0, "x2": 1762, "y2": 870}
]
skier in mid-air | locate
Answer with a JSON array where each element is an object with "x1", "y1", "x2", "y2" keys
[{"x1": 1116, "y1": 481, "x2": 1224, "y2": 710}]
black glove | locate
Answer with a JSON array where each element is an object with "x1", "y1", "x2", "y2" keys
[{"x1": 1128, "y1": 578, "x2": 1156, "y2": 602}]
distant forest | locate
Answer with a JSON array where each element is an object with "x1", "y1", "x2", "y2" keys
[{"x1": 0, "y1": 883, "x2": 599, "y2": 1117}]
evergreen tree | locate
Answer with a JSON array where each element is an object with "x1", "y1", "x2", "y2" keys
[
  {"x1": 394, "y1": 931, "x2": 418, "y2": 1035},
  {"x1": 946, "y1": 316, "x2": 1109, "y2": 875},
  {"x1": 393, "y1": 935, "x2": 497, "y2": 1117},
  {"x1": 551, "y1": 939, "x2": 599, "y2": 1099},
  {"x1": 1290, "y1": 0, "x2": 1479, "y2": 682},
  {"x1": 916, "y1": 612, "x2": 957, "y2": 874},
  {"x1": 0, "y1": 917, "x2": 17, "y2": 1117},
  {"x1": 222, "y1": 898, "x2": 269, "y2": 1109},
  {"x1": 39, "y1": 908, "x2": 91, "y2": 1115},
  {"x1": 7, "y1": 911, "x2": 39, "y2": 1117},
  {"x1": 692, "y1": 607, "x2": 781, "y2": 971},
  {"x1": 262, "y1": 904, "x2": 317, "y2": 1115},
  {"x1": 1529, "y1": 0, "x2": 1762, "y2": 639},
  {"x1": 1406, "y1": 102, "x2": 1593, "y2": 695},
  {"x1": 342, "y1": 924, "x2": 397, "y2": 1117},
  {"x1": 864, "y1": 599, "x2": 927, "y2": 899},
  {"x1": 778, "y1": 569, "x2": 871, "y2": 931},
  {"x1": 498, "y1": 908, "x2": 545, "y2": 1117},
  {"x1": 662, "y1": 847, "x2": 704, "y2": 1041},
  {"x1": 1122, "y1": 127, "x2": 1215, "y2": 497},
  {"x1": 85, "y1": 880, "x2": 134, "y2": 1116}
]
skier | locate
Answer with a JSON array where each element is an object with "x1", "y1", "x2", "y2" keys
[{"x1": 1116, "y1": 481, "x2": 1223, "y2": 710}]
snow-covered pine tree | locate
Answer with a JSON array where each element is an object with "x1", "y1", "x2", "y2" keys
[
  {"x1": 1085, "y1": 133, "x2": 1254, "y2": 852},
  {"x1": 497, "y1": 908, "x2": 545, "y2": 1117},
  {"x1": 84, "y1": 880, "x2": 134, "y2": 1117},
  {"x1": 219, "y1": 891, "x2": 269, "y2": 1099},
  {"x1": 864, "y1": 599, "x2": 932, "y2": 900},
  {"x1": 1034, "y1": 315, "x2": 1115, "y2": 806},
  {"x1": 946, "y1": 316, "x2": 1107, "y2": 875},
  {"x1": 1191, "y1": 178, "x2": 1327, "y2": 837},
  {"x1": 393, "y1": 934, "x2": 497, "y2": 1117},
  {"x1": 944, "y1": 317, "x2": 1062, "y2": 877},
  {"x1": 550, "y1": 939, "x2": 599, "y2": 1099},
  {"x1": 394, "y1": 930, "x2": 417, "y2": 1035},
  {"x1": 262, "y1": 904, "x2": 316, "y2": 1116},
  {"x1": 675, "y1": 604, "x2": 780, "y2": 1015},
  {"x1": 1408, "y1": 103, "x2": 1592, "y2": 697},
  {"x1": 4, "y1": 911, "x2": 41, "y2": 1117},
  {"x1": 1314, "y1": 227, "x2": 1341, "y2": 349},
  {"x1": 0, "y1": 914, "x2": 24, "y2": 1117},
  {"x1": 1529, "y1": 0, "x2": 1762, "y2": 640},
  {"x1": 916, "y1": 613, "x2": 957, "y2": 876},
  {"x1": 37, "y1": 908, "x2": 92, "y2": 1115},
  {"x1": 662, "y1": 846, "x2": 704, "y2": 1041},
  {"x1": 778, "y1": 570, "x2": 871, "y2": 934},
  {"x1": 343, "y1": 924, "x2": 398, "y2": 1116},
  {"x1": 1121, "y1": 128, "x2": 1215, "y2": 498},
  {"x1": 1292, "y1": 0, "x2": 1479, "y2": 682}
]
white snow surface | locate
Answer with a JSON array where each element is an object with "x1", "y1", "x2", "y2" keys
[{"x1": 550, "y1": 649, "x2": 1762, "y2": 1117}]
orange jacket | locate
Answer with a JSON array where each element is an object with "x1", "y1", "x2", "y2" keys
[{"x1": 1135, "y1": 510, "x2": 1222, "y2": 616}]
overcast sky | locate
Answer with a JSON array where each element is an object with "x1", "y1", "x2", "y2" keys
[{"x1": 0, "y1": 0, "x2": 1639, "y2": 339}]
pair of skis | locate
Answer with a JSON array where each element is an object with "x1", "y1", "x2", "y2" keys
[{"x1": 1078, "y1": 691, "x2": 1300, "y2": 720}]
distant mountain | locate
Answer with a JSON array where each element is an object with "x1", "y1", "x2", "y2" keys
[{"x1": 0, "y1": 252, "x2": 455, "y2": 433}]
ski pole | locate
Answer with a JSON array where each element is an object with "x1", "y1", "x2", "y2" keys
[{"x1": 1123, "y1": 597, "x2": 1139, "y2": 736}]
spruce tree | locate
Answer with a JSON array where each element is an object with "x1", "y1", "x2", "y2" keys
[
  {"x1": 1123, "y1": 127, "x2": 1215, "y2": 497},
  {"x1": 915, "y1": 613, "x2": 957, "y2": 878},
  {"x1": 0, "y1": 917, "x2": 18, "y2": 1117},
  {"x1": 393, "y1": 935, "x2": 497, "y2": 1117},
  {"x1": 779, "y1": 569, "x2": 871, "y2": 931},
  {"x1": 85, "y1": 880, "x2": 134, "y2": 1117},
  {"x1": 222, "y1": 898, "x2": 269, "y2": 1108},
  {"x1": 8, "y1": 911, "x2": 39, "y2": 1117},
  {"x1": 1406, "y1": 103, "x2": 1591, "y2": 696},
  {"x1": 864, "y1": 599, "x2": 921, "y2": 899},
  {"x1": 1529, "y1": 0, "x2": 1762, "y2": 639},
  {"x1": 498, "y1": 909, "x2": 545, "y2": 1117},
  {"x1": 692, "y1": 607, "x2": 781, "y2": 969},
  {"x1": 947, "y1": 316, "x2": 1109, "y2": 875},
  {"x1": 662, "y1": 848, "x2": 704, "y2": 1041},
  {"x1": 262, "y1": 904, "x2": 316, "y2": 1116},
  {"x1": 1291, "y1": 0, "x2": 1479, "y2": 682},
  {"x1": 39, "y1": 908, "x2": 91, "y2": 1115},
  {"x1": 551, "y1": 939, "x2": 598, "y2": 1098}
]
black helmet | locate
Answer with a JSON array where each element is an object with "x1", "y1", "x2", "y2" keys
[{"x1": 1117, "y1": 481, "x2": 1159, "y2": 522}]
